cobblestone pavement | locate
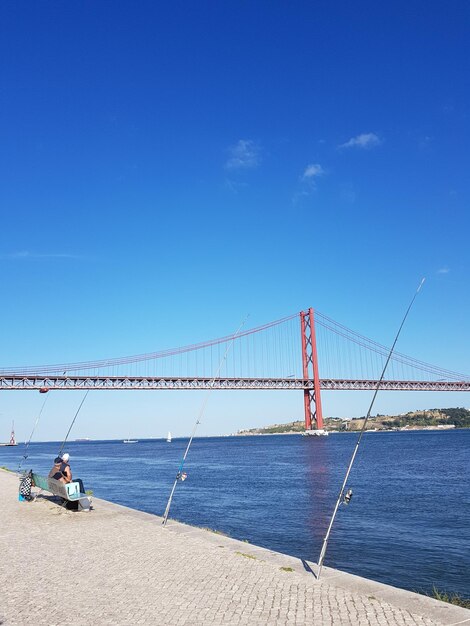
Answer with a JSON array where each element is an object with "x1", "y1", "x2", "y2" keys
[{"x1": 1, "y1": 470, "x2": 468, "y2": 626}]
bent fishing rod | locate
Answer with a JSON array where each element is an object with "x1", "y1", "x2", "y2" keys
[
  {"x1": 17, "y1": 394, "x2": 51, "y2": 474},
  {"x1": 57, "y1": 389, "x2": 90, "y2": 457},
  {"x1": 317, "y1": 278, "x2": 425, "y2": 579},
  {"x1": 162, "y1": 315, "x2": 249, "y2": 526}
]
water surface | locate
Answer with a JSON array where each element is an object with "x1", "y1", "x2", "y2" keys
[{"x1": 2, "y1": 430, "x2": 468, "y2": 596}]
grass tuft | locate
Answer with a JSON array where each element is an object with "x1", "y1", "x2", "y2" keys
[
  {"x1": 430, "y1": 586, "x2": 470, "y2": 609},
  {"x1": 235, "y1": 551, "x2": 258, "y2": 560}
]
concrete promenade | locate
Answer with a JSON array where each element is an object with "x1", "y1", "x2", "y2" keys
[{"x1": 1, "y1": 469, "x2": 468, "y2": 626}]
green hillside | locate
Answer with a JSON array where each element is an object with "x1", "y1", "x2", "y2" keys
[{"x1": 236, "y1": 407, "x2": 470, "y2": 434}]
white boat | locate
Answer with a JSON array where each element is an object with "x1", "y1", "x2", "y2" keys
[
  {"x1": 302, "y1": 429, "x2": 329, "y2": 437},
  {"x1": 123, "y1": 439, "x2": 138, "y2": 444},
  {"x1": 166, "y1": 431, "x2": 172, "y2": 443}
]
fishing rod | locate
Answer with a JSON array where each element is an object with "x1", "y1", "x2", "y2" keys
[
  {"x1": 57, "y1": 389, "x2": 90, "y2": 457},
  {"x1": 17, "y1": 394, "x2": 51, "y2": 474},
  {"x1": 317, "y1": 278, "x2": 425, "y2": 579},
  {"x1": 162, "y1": 315, "x2": 249, "y2": 526}
]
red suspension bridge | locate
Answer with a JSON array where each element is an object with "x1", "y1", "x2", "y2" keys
[{"x1": 1, "y1": 309, "x2": 468, "y2": 431}]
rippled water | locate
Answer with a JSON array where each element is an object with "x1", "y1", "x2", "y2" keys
[{"x1": 2, "y1": 429, "x2": 469, "y2": 596}]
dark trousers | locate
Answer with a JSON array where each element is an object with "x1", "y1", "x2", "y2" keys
[{"x1": 73, "y1": 478, "x2": 86, "y2": 493}]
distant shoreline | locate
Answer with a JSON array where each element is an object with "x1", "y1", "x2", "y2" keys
[
  {"x1": 3, "y1": 428, "x2": 468, "y2": 445},
  {"x1": 233, "y1": 426, "x2": 467, "y2": 436}
]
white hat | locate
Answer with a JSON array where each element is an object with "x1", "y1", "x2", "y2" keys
[{"x1": 62, "y1": 453, "x2": 70, "y2": 462}]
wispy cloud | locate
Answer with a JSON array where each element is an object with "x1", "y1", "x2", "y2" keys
[
  {"x1": 437, "y1": 267, "x2": 450, "y2": 275},
  {"x1": 225, "y1": 139, "x2": 260, "y2": 170},
  {"x1": 419, "y1": 135, "x2": 433, "y2": 149},
  {"x1": 302, "y1": 163, "x2": 325, "y2": 181},
  {"x1": 224, "y1": 178, "x2": 248, "y2": 194},
  {"x1": 292, "y1": 190, "x2": 311, "y2": 205},
  {"x1": 339, "y1": 133, "x2": 382, "y2": 150},
  {"x1": 293, "y1": 163, "x2": 326, "y2": 204},
  {"x1": 1, "y1": 251, "x2": 81, "y2": 260},
  {"x1": 339, "y1": 183, "x2": 356, "y2": 204}
]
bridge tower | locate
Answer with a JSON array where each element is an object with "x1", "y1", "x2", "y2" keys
[{"x1": 300, "y1": 308, "x2": 323, "y2": 431}]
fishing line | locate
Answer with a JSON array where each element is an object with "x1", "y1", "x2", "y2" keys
[
  {"x1": 317, "y1": 278, "x2": 425, "y2": 578},
  {"x1": 17, "y1": 393, "x2": 51, "y2": 474},
  {"x1": 162, "y1": 315, "x2": 249, "y2": 526},
  {"x1": 57, "y1": 389, "x2": 90, "y2": 457}
]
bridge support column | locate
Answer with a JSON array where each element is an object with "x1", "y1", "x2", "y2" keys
[{"x1": 300, "y1": 308, "x2": 323, "y2": 431}]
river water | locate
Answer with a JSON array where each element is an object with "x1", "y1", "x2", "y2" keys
[{"x1": 1, "y1": 429, "x2": 468, "y2": 596}]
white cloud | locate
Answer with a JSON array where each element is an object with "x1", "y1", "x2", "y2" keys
[
  {"x1": 339, "y1": 133, "x2": 382, "y2": 150},
  {"x1": 293, "y1": 163, "x2": 326, "y2": 203},
  {"x1": 292, "y1": 190, "x2": 311, "y2": 205},
  {"x1": 302, "y1": 163, "x2": 325, "y2": 180},
  {"x1": 224, "y1": 178, "x2": 248, "y2": 194},
  {"x1": 437, "y1": 267, "x2": 450, "y2": 274},
  {"x1": 225, "y1": 139, "x2": 260, "y2": 170},
  {"x1": 1, "y1": 251, "x2": 80, "y2": 260},
  {"x1": 340, "y1": 186, "x2": 356, "y2": 204}
]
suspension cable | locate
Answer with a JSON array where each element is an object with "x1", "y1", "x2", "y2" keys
[{"x1": 1, "y1": 313, "x2": 296, "y2": 376}]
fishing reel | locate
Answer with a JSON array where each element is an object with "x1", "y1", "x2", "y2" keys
[{"x1": 343, "y1": 488, "x2": 353, "y2": 505}]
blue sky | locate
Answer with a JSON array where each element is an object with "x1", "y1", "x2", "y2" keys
[{"x1": 0, "y1": 1, "x2": 469, "y2": 440}]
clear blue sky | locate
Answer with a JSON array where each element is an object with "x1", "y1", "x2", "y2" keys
[{"x1": 1, "y1": 1, "x2": 469, "y2": 440}]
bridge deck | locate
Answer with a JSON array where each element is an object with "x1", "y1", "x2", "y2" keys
[{"x1": 0, "y1": 375, "x2": 469, "y2": 391}]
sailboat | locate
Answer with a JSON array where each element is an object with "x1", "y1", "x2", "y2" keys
[
  {"x1": 166, "y1": 431, "x2": 172, "y2": 443},
  {"x1": 0, "y1": 421, "x2": 18, "y2": 447}
]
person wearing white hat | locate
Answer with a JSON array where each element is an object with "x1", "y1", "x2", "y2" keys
[
  {"x1": 60, "y1": 452, "x2": 86, "y2": 495},
  {"x1": 59, "y1": 453, "x2": 71, "y2": 482}
]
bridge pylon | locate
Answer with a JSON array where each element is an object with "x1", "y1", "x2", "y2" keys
[{"x1": 300, "y1": 308, "x2": 323, "y2": 431}]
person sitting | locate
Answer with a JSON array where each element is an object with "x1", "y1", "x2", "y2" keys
[
  {"x1": 60, "y1": 452, "x2": 86, "y2": 494},
  {"x1": 48, "y1": 456, "x2": 67, "y2": 482}
]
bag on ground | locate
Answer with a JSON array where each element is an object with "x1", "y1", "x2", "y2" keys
[{"x1": 19, "y1": 470, "x2": 33, "y2": 500}]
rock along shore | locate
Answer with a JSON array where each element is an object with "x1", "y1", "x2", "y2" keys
[{"x1": 1, "y1": 469, "x2": 468, "y2": 625}]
